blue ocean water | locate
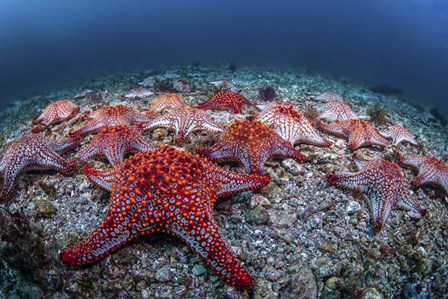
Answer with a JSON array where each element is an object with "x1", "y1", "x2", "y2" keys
[{"x1": 0, "y1": 0, "x2": 447, "y2": 113}]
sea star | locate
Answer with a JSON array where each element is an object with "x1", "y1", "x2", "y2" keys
[
  {"x1": 32, "y1": 99, "x2": 80, "y2": 126},
  {"x1": 257, "y1": 100, "x2": 333, "y2": 147},
  {"x1": 145, "y1": 93, "x2": 187, "y2": 116},
  {"x1": 69, "y1": 105, "x2": 153, "y2": 137},
  {"x1": 196, "y1": 91, "x2": 253, "y2": 114},
  {"x1": 379, "y1": 124, "x2": 420, "y2": 146},
  {"x1": 60, "y1": 146, "x2": 271, "y2": 288},
  {"x1": 316, "y1": 100, "x2": 358, "y2": 121},
  {"x1": 0, "y1": 134, "x2": 79, "y2": 201},
  {"x1": 327, "y1": 154, "x2": 426, "y2": 232},
  {"x1": 75, "y1": 124, "x2": 156, "y2": 166},
  {"x1": 197, "y1": 117, "x2": 307, "y2": 174},
  {"x1": 397, "y1": 153, "x2": 448, "y2": 194},
  {"x1": 314, "y1": 91, "x2": 344, "y2": 102},
  {"x1": 143, "y1": 106, "x2": 224, "y2": 144},
  {"x1": 318, "y1": 119, "x2": 390, "y2": 150}
]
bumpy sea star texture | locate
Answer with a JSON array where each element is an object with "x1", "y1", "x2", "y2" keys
[
  {"x1": 60, "y1": 146, "x2": 270, "y2": 288},
  {"x1": 314, "y1": 91, "x2": 344, "y2": 102},
  {"x1": 69, "y1": 105, "x2": 153, "y2": 137},
  {"x1": 319, "y1": 119, "x2": 390, "y2": 150},
  {"x1": 197, "y1": 117, "x2": 306, "y2": 174},
  {"x1": 144, "y1": 106, "x2": 224, "y2": 144},
  {"x1": 327, "y1": 154, "x2": 426, "y2": 232},
  {"x1": 145, "y1": 93, "x2": 187, "y2": 116},
  {"x1": 196, "y1": 91, "x2": 253, "y2": 114},
  {"x1": 397, "y1": 153, "x2": 448, "y2": 194},
  {"x1": 379, "y1": 124, "x2": 420, "y2": 146},
  {"x1": 258, "y1": 100, "x2": 332, "y2": 147},
  {"x1": 75, "y1": 124, "x2": 156, "y2": 166},
  {"x1": 0, "y1": 134, "x2": 79, "y2": 201},
  {"x1": 32, "y1": 99, "x2": 79, "y2": 126},
  {"x1": 316, "y1": 100, "x2": 358, "y2": 121}
]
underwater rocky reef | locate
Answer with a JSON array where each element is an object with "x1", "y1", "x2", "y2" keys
[{"x1": 0, "y1": 65, "x2": 447, "y2": 298}]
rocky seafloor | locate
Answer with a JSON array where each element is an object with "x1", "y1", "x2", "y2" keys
[{"x1": 0, "y1": 65, "x2": 447, "y2": 299}]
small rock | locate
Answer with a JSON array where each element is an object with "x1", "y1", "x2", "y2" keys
[
  {"x1": 139, "y1": 76, "x2": 156, "y2": 88},
  {"x1": 326, "y1": 276, "x2": 339, "y2": 290},
  {"x1": 319, "y1": 241, "x2": 333, "y2": 252},
  {"x1": 246, "y1": 206, "x2": 269, "y2": 225},
  {"x1": 249, "y1": 194, "x2": 272, "y2": 209},
  {"x1": 34, "y1": 196, "x2": 57, "y2": 217},
  {"x1": 153, "y1": 128, "x2": 168, "y2": 140},
  {"x1": 173, "y1": 80, "x2": 193, "y2": 92},
  {"x1": 270, "y1": 210, "x2": 296, "y2": 228},
  {"x1": 346, "y1": 200, "x2": 361, "y2": 215},
  {"x1": 123, "y1": 87, "x2": 154, "y2": 99},
  {"x1": 287, "y1": 265, "x2": 318, "y2": 299},
  {"x1": 282, "y1": 159, "x2": 304, "y2": 175},
  {"x1": 155, "y1": 265, "x2": 171, "y2": 282},
  {"x1": 361, "y1": 287, "x2": 384, "y2": 299},
  {"x1": 192, "y1": 264, "x2": 207, "y2": 276}
]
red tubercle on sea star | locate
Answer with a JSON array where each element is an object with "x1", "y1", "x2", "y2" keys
[{"x1": 59, "y1": 145, "x2": 270, "y2": 288}]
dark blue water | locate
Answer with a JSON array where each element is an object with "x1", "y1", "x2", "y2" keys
[{"x1": 1, "y1": 0, "x2": 447, "y2": 113}]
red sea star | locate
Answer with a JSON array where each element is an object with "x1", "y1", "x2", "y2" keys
[
  {"x1": 379, "y1": 124, "x2": 420, "y2": 146},
  {"x1": 196, "y1": 91, "x2": 253, "y2": 114},
  {"x1": 75, "y1": 124, "x2": 156, "y2": 166},
  {"x1": 60, "y1": 146, "x2": 270, "y2": 288},
  {"x1": 143, "y1": 106, "x2": 224, "y2": 144},
  {"x1": 258, "y1": 100, "x2": 333, "y2": 147},
  {"x1": 32, "y1": 99, "x2": 80, "y2": 126},
  {"x1": 316, "y1": 100, "x2": 358, "y2": 121},
  {"x1": 397, "y1": 153, "x2": 448, "y2": 194},
  {"x1": 145, "y1": 93, "x2": 186, "y2": 116},
  {"x1": 197, "y1": 117, "x2": 306, "y2": 174},
  {"x1": 0, "y1": 134, "x2": 79, "y2": 201},
  {"x1": 69, "y1": 104, "x2": 153, "y2": 137},
  {"x1": 319, "y1": 119, "x2": 389, "y2": 150},
  {"x1": 327, "y1": 154, "x2": 426, "y2": 232}
]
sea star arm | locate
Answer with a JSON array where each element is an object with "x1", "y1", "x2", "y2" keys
[
  {"x1": 45, "y1": 136, "x2": 80, "y2": 153},
  {"x1": 396, "y1": 153, "x2": 426, "y2": 169},
  {"x1": 271, "y1": 141, "x2": 307, "y2": 164},
  {"x1": 128, "y1": 138, "x2": 156, "y2": 154},
  {"x1": 209, "y1": 165, "x2": 271, "y2": 197},
  {"x1": 130, "y1": 113, "x2": 153, "y2": 124},
  {"x1": 84, "y1": 165, "x2": 118, "y2": 191},
  {"x1": 59, "y1": 208, "x2": 150, "y2": 266},
  {"x1": 0, "y1": 157, "x2": 5, "y2": 173},
  {"x1": 70, "y1": 118, "x2": 105, "y2": 137},
  {"x1": 396, "y1": 192, "x2": 427, "y2": 219},
  {"x1": 168, "y1": 209, "x2": 254, "y2": 288},
  {"x1": 318, "y1": 121, "x2": 349, "y2": 139},
  {"x1": 76, "y1": 142, "x2": 103, "y2": 164}
]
